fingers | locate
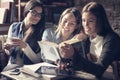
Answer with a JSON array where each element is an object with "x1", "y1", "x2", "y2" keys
[
  {"x1": 59, "y1": 43, "x2": 71, "y2": 52},
  {"x1": 59, "y1": 43, "x2": 74, "y2": 58},
  {"x1": 5, "y1": 38, "x2": 25, "y2": 49},
  {"x1": 55, "y1": 59, "x2": 74, "y2": 75},
  {"x1": 55, "y1": 59, "x2": 70, "y2": 70}
]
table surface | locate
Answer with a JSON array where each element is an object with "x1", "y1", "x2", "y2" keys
[{"x1": 1, "y1": 69, "x2": 96, "y2": 80}]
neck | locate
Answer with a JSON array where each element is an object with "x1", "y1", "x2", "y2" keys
[
  {"x1": 61, "y1": 34, "x2": 70, "y2": 41},
  {"x1": 24, "y1": 18, "x2": 31, "y2": 30},
  {"x1": 90, "y1": 33, "x2": 97, "y2": 39}
]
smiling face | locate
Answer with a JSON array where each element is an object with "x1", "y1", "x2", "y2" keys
[
  {"x1": 61, "y1": 13, "x2": 77, "y2": 37},
  {"x1": 26, "y1": 6, "x2": 43, "y2": 25},
  {"x1": 82, "y1": 12, "x2": 97, "y2": 38}
]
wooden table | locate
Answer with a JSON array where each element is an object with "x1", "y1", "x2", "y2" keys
[{"x1": 1, "y1": 69, "x2": 96, "y2": 80}]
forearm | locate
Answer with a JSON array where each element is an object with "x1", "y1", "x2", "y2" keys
[
  {"x1": 22, "y1": 44, "x2": 41, "y2": 63},
  {"x1": 72, "y1": 52, "x2": 105, "y2": 78}
]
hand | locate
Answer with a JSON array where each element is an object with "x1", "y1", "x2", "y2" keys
[
  {"x1": 10, "y1": 38, "x2": 27, "y2": 49},
  {"x1": 55, "y1": 59, "x2": 73, "y2": 74},
  {"x1": 4, "y1": 42, "x2": 14, "y2": 50},
  {"x1": 59, "y1": 43, "x2": 74, "y2": 58},
  {"x1": 87, "y1": 53, "x2": 97, "y2": 62},
  {"x1": 4, "y1": 38, "x2": 27, "y2": 49},
  {"x1": 72, "y1": 31, "x2": 87, "y2": 40}
]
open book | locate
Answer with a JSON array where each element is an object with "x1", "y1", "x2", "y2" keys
[
  {"x1": 21, "y1": 62, "x2": 57, "y2": 77},
  {"x1": 38, "y1": 39, "x2": 82, "y2": 63},
  {"x1": 20, "y1": 62, "x2": 69, "y2": 80}
]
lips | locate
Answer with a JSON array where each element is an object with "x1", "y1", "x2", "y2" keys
[
  {"x1": 32, "y1": 19, "x2": 39, "y2": 24},
  {"x1": 84, "y1": 28, "x2": 89, "y2": 31}
]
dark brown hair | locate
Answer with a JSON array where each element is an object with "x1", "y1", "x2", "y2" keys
[
  {"x1": 82, "y1": 2, "x2": 113, "y2": 36},
  {"x1": 23, "y1": 0, "x2": 45, "y2": 53}
]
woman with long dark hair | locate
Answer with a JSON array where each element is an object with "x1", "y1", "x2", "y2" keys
[{"x1": 4, "y1": 0, "x2": 45, "y2": 68}]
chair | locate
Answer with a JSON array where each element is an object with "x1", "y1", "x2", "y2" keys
[
  {"x1": 112, "y1": 61, "x2": 120, "y2": 80},
  {"x1": 0, "y1": 50, "x2": 9, "y2": 72}
]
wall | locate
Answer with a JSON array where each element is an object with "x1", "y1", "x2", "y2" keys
[{"x1": 74, "y1": 0, "x2": 120, "y2": 36}]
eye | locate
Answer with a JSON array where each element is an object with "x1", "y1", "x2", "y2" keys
[
  {"x1": 82, "y1": 19, "x2": 84, "y2": 22},
  {"x1": 69, "y1": 22, "x2": 76, "y2": 26},
  {"x1": 29, "y1": 10, "x2": 43, "y2": 18},
  {"x1": 62, "y1": 19, "x2": 67, "y2": 24},
  {"x1": 29, "y1": 10, "x2": 37, "y2": 15},
  {"x1": 89, "y1": 19, "x2": 95, "y2": 22}
]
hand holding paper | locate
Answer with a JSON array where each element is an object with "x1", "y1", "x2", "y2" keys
[{"x1": 59, "y1": 43, "x2": 74, "y2": 58}]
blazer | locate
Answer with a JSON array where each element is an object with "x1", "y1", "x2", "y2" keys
[{"x1": 73, "y1": 31, "x2": 120, "y2": 78}]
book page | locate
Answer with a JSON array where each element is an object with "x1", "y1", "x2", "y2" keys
[
  {"x1": 62, "y1": 39, "x2": 81, "y2": 44},
  {"x1": 21, "y1": 62, "x2": 57, "y2": 77},
  {"x1": 38, "y1": 41, "x2": 61, "y2": 62},
  {"x1": 22, "y1": 62, "x2": 57, "y2": 72},
  {"x1": 38, "y1": 39, "x2": 82, "y2": 62},
  {"x1": 39, "y1": 41, "x2": 58, "y2": 47},
  {"x1": 60, "y1": 39, "x2": 82, "y2": 49}
]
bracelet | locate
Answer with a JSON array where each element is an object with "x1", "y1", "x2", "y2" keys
[
  {"x1": 60, "y1": 58, "x2": 73, "y2": 68},
  {"x1": 61, "y1": 58, "x2": 74, "y2": 75},
  {"x1": 61, "y1": 58, "x2": 72, "y2": 62}
]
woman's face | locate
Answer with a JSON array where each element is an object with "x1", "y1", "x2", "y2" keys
[
  {"x1": 61, "y1": 13, "x2": 77, "y2": 36},
  {"x1": 82, "y1": 12, "x2": 97, "y2": 37},
  {"x1": 26, "y1": 6, "x2": 42, "y2": 25}
]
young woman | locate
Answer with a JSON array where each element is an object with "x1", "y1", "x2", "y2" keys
[
  {"x1": 58, "y1": 2, "x2": 120, "y2": 79},
  {"x1": 42, "y1": 7, "x2": 86, "y2": 43},
  {"x1": 4, "y1": 0, "x2": 45, "y2": 68},
  {"x1": 42, "y1": 7, "x2": 87, "y2": 62}
]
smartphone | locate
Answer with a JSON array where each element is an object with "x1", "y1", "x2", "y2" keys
[{"x1": 10, "y1": 68, "x2": 20, "y2": 75}]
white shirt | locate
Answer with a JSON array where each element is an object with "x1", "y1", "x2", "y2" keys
[{"x1": 90, "y1": 35, "x2": 103, "y2": 59}]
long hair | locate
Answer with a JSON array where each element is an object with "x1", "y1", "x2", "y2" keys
[
  {"x1": 55, "y1": 7, "x2": 82, "y2": 36},
  {"x1": 23, "y1": 0, "x2": 45, "y2": 53},
  {"x1": 23, "y1": 0, "x2": 45, "y2": 41},
  {"x1": 81, "y1": 2, "x2": 113, "y2": 36}
]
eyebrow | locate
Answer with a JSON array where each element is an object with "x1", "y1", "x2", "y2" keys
[
  {"x1": 30, "y1": 9, "x2": 42, "y2": 14},
  {"x1": 82, "y1": 17, "x2": 96, "y2": 21},
  {"x1": 64, "y1": 18, "x2": 77, "y2": 23},
  {"x1": 89, "y1": 18, "x2": 96, "y2": 20}
]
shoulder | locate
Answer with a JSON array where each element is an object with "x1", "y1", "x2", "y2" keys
[
  {"x1": 104, "y1": 32, "x2": 120, "y2": 40},
  {"x1": 10, "y1": 22, "x2": 23, "y2": 30},
  {"x1": 43, "y1": 28, "x2": 56, "y2": 35},
  {"x1": 11, "y1": 22, "x2": 23, "y2": 27},
  {"x1": 44, "y1": 28, "x2": 56, "y2": 32},
  {"x1": 42, "y1": 28, "x2": 57, "y2": 41},
  {"x1": 103, "y1": 32, "x2": 120, "y2": 44}
]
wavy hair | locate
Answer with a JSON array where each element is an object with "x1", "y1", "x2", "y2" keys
[{"x1": 56, "y1": 7, "x2": 82, "y2": 36}]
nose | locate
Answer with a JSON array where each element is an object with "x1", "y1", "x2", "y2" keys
[
  {"x1": 64, "y1": 22, "x2": 70, "y2": 28},
  {"x1": 84, "y1": 21, "x2": 89, "y2": 26}
]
